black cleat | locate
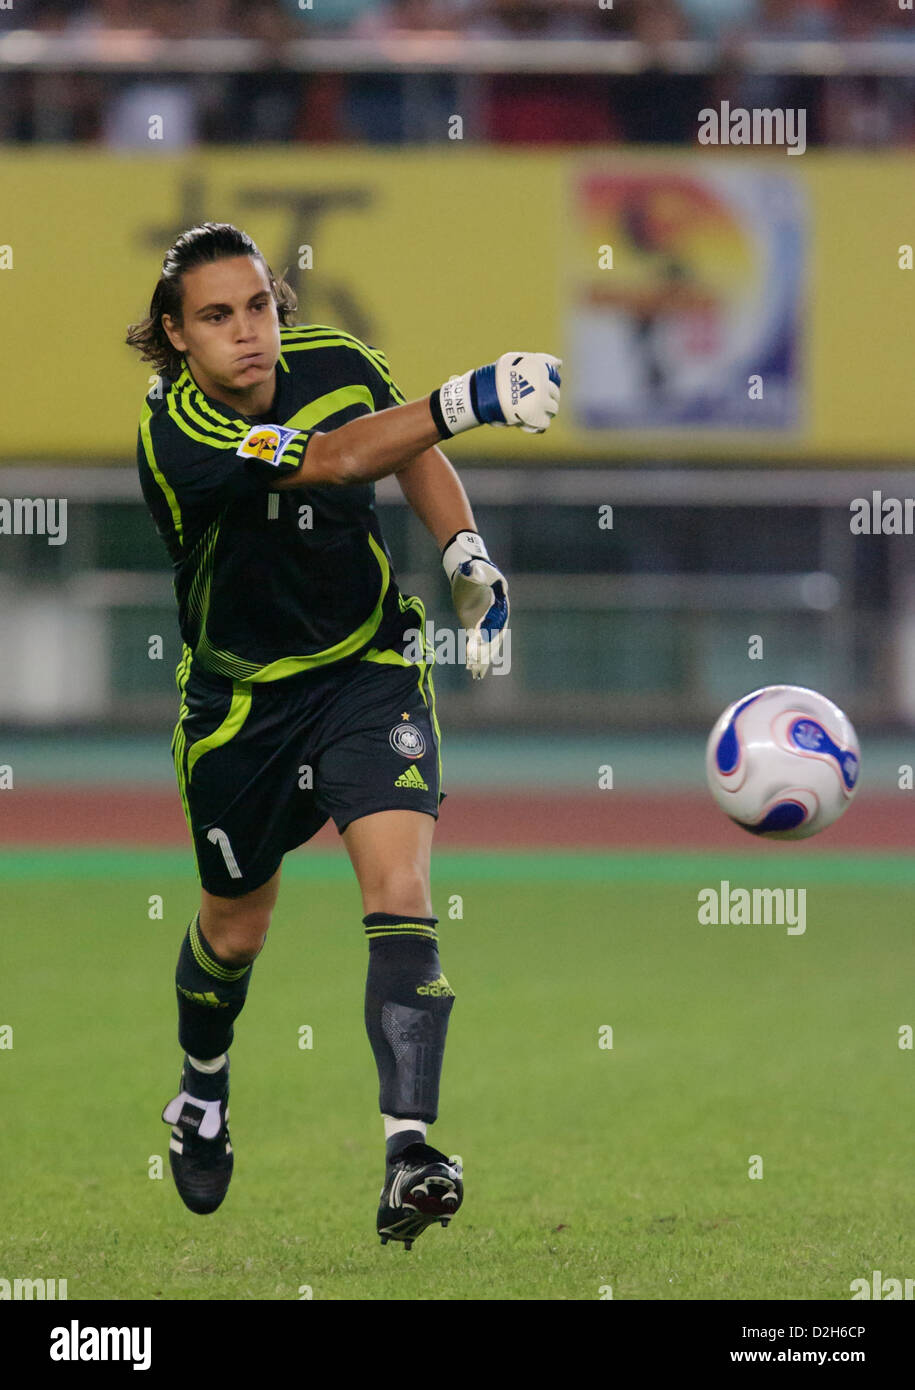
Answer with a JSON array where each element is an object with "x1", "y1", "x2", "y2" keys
[
  {"x1": 377, "y1": 1142, "x2": 463, "y2": 1250},
  {"x1": 161, "y1": 1056, "x2": 233, "y2": 1215}
]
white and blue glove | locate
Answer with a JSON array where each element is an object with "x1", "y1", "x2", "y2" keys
[
  {"x1": 442, "y1": 530, "x2": 509, "y2": 681},
  {"x1": 432, "y1": 351, "x2": 561, "y2": 437}
]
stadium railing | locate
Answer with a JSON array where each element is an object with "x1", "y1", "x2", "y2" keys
[{"x1": 0, "y1": 466, "x2": 906, "y2": 731}]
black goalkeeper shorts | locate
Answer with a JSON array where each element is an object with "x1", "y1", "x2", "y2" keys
[{"x1": 172, "y1": 648, "x2": 443, "y2": 898}]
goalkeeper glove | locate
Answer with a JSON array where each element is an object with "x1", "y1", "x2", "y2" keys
[
  {"x1": 432, "y1": 351, "x2": 561, "y2": 437},
  {"x1": 442, "y1": 530, "x2": 510, "y2": 681}
]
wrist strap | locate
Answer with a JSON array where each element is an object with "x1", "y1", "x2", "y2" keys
[
  {"x1": 428, "y1": 389, "x2": 449, "y2": 440},
  {"x1": 442, "y1": 530, "x2": 490, "y2": 584},
  {"x1": 433, "y1": 369, "x2": 479, "y2": 437}
]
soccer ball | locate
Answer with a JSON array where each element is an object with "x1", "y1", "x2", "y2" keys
[{"x1": 706, "y1": 685, "x2": 860, "y2": 839}]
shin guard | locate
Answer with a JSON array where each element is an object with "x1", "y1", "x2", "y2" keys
[{"x1": 363, "y1": 914, "x2": 455, "y2": 1125}]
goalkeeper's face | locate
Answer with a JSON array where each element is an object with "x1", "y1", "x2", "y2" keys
[{"x1": 163, "y1": 255, "x2": 281, "y2": 400}]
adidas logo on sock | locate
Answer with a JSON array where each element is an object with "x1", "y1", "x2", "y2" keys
[
  {"x1": 394, "y1": 764, "x2": 429, "y2": 791},
  {"x1": 177, "y1": 987, "x2": 227, "y2": 1008},
  {"x1": 416, "y1": 973, "x2": 454, "y2": 997}
]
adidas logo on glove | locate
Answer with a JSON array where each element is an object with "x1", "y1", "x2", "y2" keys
[
  {"x1": 433, "y1": 350, "x2": 561, "y2": 438},
  {"x1": 509, "y1": 370, "x2": 535, "y2": 406}
]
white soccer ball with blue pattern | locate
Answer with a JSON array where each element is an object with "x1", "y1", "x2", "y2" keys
[{"x1": 706, "y1": 685, "x2": 860, "y2": 839}]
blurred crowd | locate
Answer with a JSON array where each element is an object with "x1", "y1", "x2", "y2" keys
[
  {"x1": 7, "y1": 0, "x2": 912, "y2": 40},
  {"x1": 1, "y1": 0, "x2": 914, "y2": 145}
]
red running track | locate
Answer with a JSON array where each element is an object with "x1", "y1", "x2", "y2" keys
[{"x1": 0, "y1": 789, "x2": 910, "y2": 850}]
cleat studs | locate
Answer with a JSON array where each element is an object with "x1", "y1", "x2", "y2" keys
[
  {"x1": 404, "y1": 1240, "x2": 413, "y2": 1252},
  {"x1": 440, "y1": 1219, "x2": 449, "y2": 1228},
  {"x1": 380, "y1": 1236, "x2": 388, "y2": 1245}
]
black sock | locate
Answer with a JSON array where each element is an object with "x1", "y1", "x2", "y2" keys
[
  {"x1": 183, "y1": 1056, "x2": 230, "y2": 1101},
  {"x1": 175, "y1": 912, "x2": 253, "y2": 1060},
  {"x1": 385, "y1": 1129, "x2": 428, "y2": 1166},
  {"x1": 364, "y1": 912, "x2": 455, "y2": 1129}
]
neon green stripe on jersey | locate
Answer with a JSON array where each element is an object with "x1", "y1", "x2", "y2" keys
[
  {"x1": 140, "y1": 399, "x2": 184, "y2": 546},
  {"x1": 282, "y1": 325, "x2": 396, "y2": 383},
  {"x1": 186, "y1": 389, "x2": 250, "y2": 439},
  {"x1": 365, "y1": 346, "x2": 406, "y2": 404},
  {"x1": 166, "y1": 378, "x2": 306, "y2": 466},
  {"x1": 187, "y1": 520, "x2": 221, "y2": 628},
  {"x1": 186, "y1": 679, "x2": 252, "y2": 781},
  {"x1": 283, "y1": 384, "x2": 374, "y2": 431},
  {"x1": 360, "y1": 647, "x2": 413, "y2": 667},
  {"x1": 195, "y1": 532, "x2": 392, "y2": 682},
  {"x1": 167, "y1": 386, "x2": 248, "y2": 444},
  {"x1": 166, "y1": 387, "x2": 243, "y2": 450},
  {"x1": 280, "y1": 327, "x2": 405, "y2": 404}
]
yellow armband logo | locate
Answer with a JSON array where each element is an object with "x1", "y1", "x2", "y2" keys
[{"x1": 236, "y1": 424, "x2": 299, "y2": 465}]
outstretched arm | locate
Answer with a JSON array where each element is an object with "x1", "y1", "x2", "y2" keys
[
  {"x1": 273, "y1": 397, "x2": 443, "y2": 490},
  {"x1": 273, "y1": 350, "x2": 561, "y2": 491},
  {"x1": 274, "y1": 349, "x2": 562, "y2": 679}
]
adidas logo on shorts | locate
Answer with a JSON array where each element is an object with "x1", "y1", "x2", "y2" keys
[{"x1": 394, "y1": 764, "x2": 429, "y2": 791}]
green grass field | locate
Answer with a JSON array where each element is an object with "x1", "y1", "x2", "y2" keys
[{"x1": 2, "y1": 848, "x2": 913, "y2": 1301}]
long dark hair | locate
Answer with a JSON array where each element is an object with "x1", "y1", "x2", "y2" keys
[{"x1": 126, "y1": 222, "x2": 298, "y2": 380}]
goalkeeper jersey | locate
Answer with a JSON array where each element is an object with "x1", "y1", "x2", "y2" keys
[{"x1": 137, "y1": 324, "x2": 411, "y2": 682}]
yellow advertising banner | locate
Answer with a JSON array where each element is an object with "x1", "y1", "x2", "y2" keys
[{"x1": 0, "y1": 148, "x2": 913, "y2": 461}]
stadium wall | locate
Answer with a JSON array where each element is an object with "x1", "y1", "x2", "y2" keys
[{"x1": 0, "y1": 148, "x2": 912, "y2": 462}]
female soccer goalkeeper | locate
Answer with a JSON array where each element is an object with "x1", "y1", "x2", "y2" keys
[{"x1": 126, "y1": 222, "x2": 561, "y2": 1248}]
